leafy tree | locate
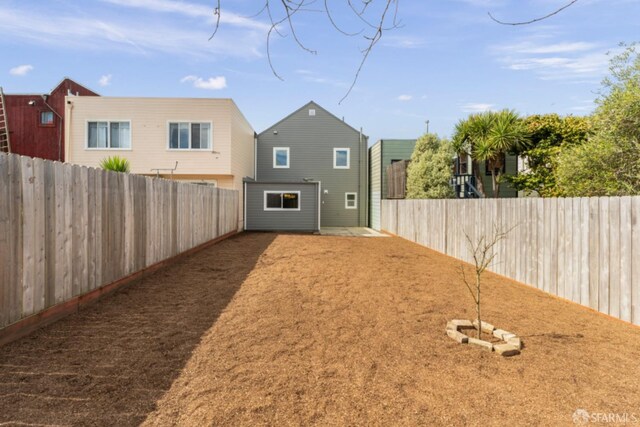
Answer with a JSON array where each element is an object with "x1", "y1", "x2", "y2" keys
[
  {"x1": 405, "y1": 133, "x2": 455, "y2": 199},
  {"x1": 555, "y1": 43, "x2": 640, "y2": 196},
  {"x1": 452, "y1": 110, "x2": 528, "y2": 198},
  {"x1": 507, "y1": 114, "x2": 591, "y2": 197},
  {"x1": 100, "y1": 156, "x2": 131, "y2": 173}
]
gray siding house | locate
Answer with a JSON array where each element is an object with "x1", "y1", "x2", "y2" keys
[
  {"x1": 368, "y1": 139, "x2": 416, "y2": 230},
  {"x1": 244, "y1": 101, "x2": 368, "y2": 231}
]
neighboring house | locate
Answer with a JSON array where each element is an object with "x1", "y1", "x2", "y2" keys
[
  {"x1": 452, "y1": 153, "x2": 518, "y2": 198},
  {"x1": 368, "y1": 139, "x2": 416, "y2": 230},
  {"x1": 64, "y1": 96, "x2": 255, "y2": 229},
  {"x1": 245, "y1": 101, "x2": 368, "y2": 231},
  {"x1": 0, "y1": 78, "x2": 98, "y2": 161}
]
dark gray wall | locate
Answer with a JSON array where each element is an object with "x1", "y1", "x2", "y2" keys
[
  {"x1": 257, "y1": 102, "x2": 367, "y2": 227},
  {"x1": 245, "y1": 182, "x2": 319, "y2": 231}
]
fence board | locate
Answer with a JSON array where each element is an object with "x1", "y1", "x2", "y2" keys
[
  {"x1": 382, "y1": 195, "x2": 640, "y2": 326},
  {"x1": 0, "y1": 153, "x2": 238, "y2": 330}
]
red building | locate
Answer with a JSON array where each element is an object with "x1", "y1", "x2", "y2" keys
[{"x1": 1, "y1": 78, "x2": 98, "y2": 161}]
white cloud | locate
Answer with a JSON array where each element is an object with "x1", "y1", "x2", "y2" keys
[
  {"x1": 98, "y1": 0, "x2": 269, "y2": 31},
  {"x1": 397, "y1": 94, "x2": 413, "y2": 101},
  {"x1": 181, "y1": 75, "x2": 227, "y2": 90},
  {"x1": 383, "y1": 35, "x2": 426, "y2": 49},
  {"x1": 9, "y1": 64, "x2": 33, "y2": 76},
  {"x1": 99, "y1": 74, "x2": 112, "y2": 86},
  {"x1": 0, "y1": 5, "x2": 264, "y2": 59},
  {"x1": 460, "y1": 103, "x2": 495, "y2": 113},
  {"x1": 492, "y1": 37, "x2": 613, "y2": 81}
]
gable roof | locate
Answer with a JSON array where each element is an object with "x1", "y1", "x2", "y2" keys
[
  {"x1": 258, "y1": 101, "x2": 366, "y2": 138},
  {"x1": 50, "y1": 77, "x2": 100, "y2": 96}
]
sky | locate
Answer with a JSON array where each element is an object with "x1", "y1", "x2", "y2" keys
[{"x1": 1, "y1": 0, "x2": 638, "y2": 144}]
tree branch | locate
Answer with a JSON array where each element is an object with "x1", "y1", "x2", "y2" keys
[{"x1": 488, "y1": 0, "x2": 580, "y2": 26}]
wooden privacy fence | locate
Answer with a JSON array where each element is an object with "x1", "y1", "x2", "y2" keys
[
  {"x1": 0, "y1": 153, "x2": 238, "y2": 330},
  {"x1": 382, "y1": 198, "x2": 640, "y2": 326}
]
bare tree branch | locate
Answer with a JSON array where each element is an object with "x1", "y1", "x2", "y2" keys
[
  {"x1": 488, "y1": 0, "x2": 580, "y2": 26},
  {"x1": 210, "y1": 0, "x2": 400, "y2": 103}
]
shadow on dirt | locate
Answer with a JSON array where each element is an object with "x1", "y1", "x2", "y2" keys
[{"x1": 0, "y1": 232, "x2": 275, "y2": 427}]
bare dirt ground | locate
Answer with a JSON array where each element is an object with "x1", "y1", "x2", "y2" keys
[{"x1": 1, "y1": 233, "x2": 640, "y2": 426}]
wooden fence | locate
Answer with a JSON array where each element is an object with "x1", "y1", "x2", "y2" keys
[
  {"x1": 382, "y1": 197, "x2": 640, "y2": 326},
  {"x1": 0, "y1": 153, "x2": 238, "y2": 330}
]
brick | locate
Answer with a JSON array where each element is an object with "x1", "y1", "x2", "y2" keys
[
  {"x1": 451, "y1": 319, "x2": 475, "y2": 329},
  {"x1": 447, "y1": 329, "x2": 469, "y2": 344},
  {"x1": 468, "y1": 337, "x2": 493, "y2": 351},
  {"x1": 507, "y1": 337, "x2": 522, "y2": 350},
  {"x1": 494, "y1": 343, "x2": 521, "y2": 357},
  {"x1": 473, "y1": 319, "x2": 495, "y2": 333},
  {"x1": 493, "y1": 329, "x2": 509, "y2": 340},
  {"x1": 502, "y1": 333, "x2": 517, "y2": 341}
]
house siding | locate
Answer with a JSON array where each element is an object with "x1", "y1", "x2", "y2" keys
[
  {"x1": 369, "y1": 141, "x2": 382, "y2": 230},
  {"x1": 479, "y1": 154, "x2": 518, "y2": 198},
  {"x1": 256, "y1": 102, "x2": 367, "y2": 227},
  {"x1": 380, "y1": 139, "x2": 416, "y2": 199},
  {"x1": 245, "y1": 182, "x2": 319, "y2": 231},
  {"x1": 65, "y1": 96, "x2": 254, "y2": 230}
]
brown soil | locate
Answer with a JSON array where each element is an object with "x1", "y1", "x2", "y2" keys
[{"x1": 1, "y1": 233, "x2": 639, "y2": 426}]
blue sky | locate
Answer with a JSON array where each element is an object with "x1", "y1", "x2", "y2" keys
[{"x1": 1, "y1": 0, "x2": 638, "y2": 144}]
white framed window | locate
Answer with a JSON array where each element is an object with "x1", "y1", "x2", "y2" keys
[
  {"x1": 273, "y1": 147, "x2": 290, "y2": 168},
  {"x1": 87, "y1": 121, "x2": 131, "y2": 149},
  {"x1": 264, "y1": 191, "x2": 300, "y2": 211},
  {"x1": 345, "y1": 192, "x2": 357, "y2": 209},
  {"x1": 168, "y1": 122, "x2": 211, "y2": 150},
  {"x1": 333, "y1": 148, "x2": 350, "y2": 169}
]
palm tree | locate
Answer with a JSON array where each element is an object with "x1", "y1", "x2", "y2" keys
[{"x1": 453, "y1": 110, "x2": 528, "y2": 198}]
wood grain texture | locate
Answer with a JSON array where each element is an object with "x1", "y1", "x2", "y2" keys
[
  {"x1": 0, "y1": 153, "x2": 238, "y2": 330},
  {"x1": 382, "y1": 195, "x2": 640, "y2": 326}
]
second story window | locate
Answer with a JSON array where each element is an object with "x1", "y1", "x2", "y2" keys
[
  {"x1": 168, "y1": 122, "x2": 211, "y2": 150},
  {"x1": 334, "y1": 148, "x2": 350, "y2": 169},
  {"x1": 273, "y1": 147, "x2": 290, "y2": 168},
  {"x1": 40, "y1": 111, "x2": 54, "y2": 126},
  {"x1": 87, "y1": 121, "x2": 131, "y2": 149}
]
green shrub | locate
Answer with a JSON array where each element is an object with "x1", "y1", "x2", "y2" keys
[{"x1": 100, "y1": 156, "x2": 131, "y2": 173}]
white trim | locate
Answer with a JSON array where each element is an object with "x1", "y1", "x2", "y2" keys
[
  {"x1": 263, "y1": 190, "x2": 301, "y2": 211},
  {"x1": 333, "y1": 147, "x2": 350, "y2": 169},
  {"x1": 85, "y1": 119, "x2": 132, "y2": 150},
  {"x1": 345, "y1": 192, "x2": 357, "y2": 209},
  {"x1": 166, "y1": 120, "x2": 213, "y2": 151},
  {"x1": 273, "y1": 147, "x2": 290, "y2": 168},
  {"x1": 317, "y1": 181, "x2": 322, "y2": 230}
]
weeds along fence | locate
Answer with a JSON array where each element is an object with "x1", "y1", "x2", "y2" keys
[
  {"x1": 382, "y1": 198, "x2": 640, "y2": 326},
  {"x1": 0, "y1": 153, "x2": 238, "y2": 330}
]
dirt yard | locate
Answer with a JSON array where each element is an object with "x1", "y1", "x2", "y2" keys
[{"x1": 1, "y1": 233, "x2": 639, "y2": 426}]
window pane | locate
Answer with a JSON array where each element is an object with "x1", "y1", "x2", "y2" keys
[
  {"x1": 88, "y1": 122, "x2": 97, "y2": 147},
  {"x1": 119, "y1": 122, "x2": 130, "y2": 148},
  {"x1": 169, "y1": 123, "x2": 179, "y2": 149},
  {"x1": 200, "y1": 123, "x2": 210, "y2": 149},
  {"x1": 179, "y1": 123, "x2": 189, "y2": 149},
  {"x1": 275, "y1": 149, "x2": 288, "y2": 166},
  {"x1": 347, "y1": 194, "x2": 356, "y2": 201},
  {"x1": 282, "y1": 193, "x2": 299, "y2": 209},
  {"x1": 266, "y1": 193, "x2": 281, "y2": 209},
  {"x1": 110, "y1": 122, "x2": 120, "y2": 148},
  {"x1": 191, "y1": 124, "x2": 201, "y2": 149},
  {"x1": 41, "y1": 111, "x2": 53, "y2": 125},
  {"x1": 97, "y1": 122, "x2": 108, "y2": 148},
  {"x1": 335, "y1": 150, "x2": 348, "y2": 167}
]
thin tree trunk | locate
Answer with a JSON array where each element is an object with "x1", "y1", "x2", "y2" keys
[
  {"x1": 495, "y1": 171, "x2": 501, "y2": 198},
  {"x1": 472, "y1": 160, "x2": 485, "y2": 197},
  {"x1": 476, "y1": 272, "x2": 482, "y2": 340}
]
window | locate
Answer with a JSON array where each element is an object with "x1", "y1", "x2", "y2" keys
[
  {"x1": 485, "y1": 154, "x2": 506, "y2": 176},
  {"x1": 309, "y1": 109, "x2": 316, "y2": 116},
  {"x1": 40, "y1": 111, "x2": 54, "y2": 126},
  {"x1": 168, "y1": 122, "x2": 211, "y2": 150},
  {"x1": 273, "y1": 147, "x2": 290, "y2": 168},
  {"x1": 334, "y1": 148, "x2": 350, "y2": 169},
  {"x1": 345, "y1": 192, "x2": 357, "y2": 209},
  {"x1": 264, "y1": 191, "x2": 300, "y2": 211},
  {"x1": 87, "y1": 121, "x2": 131, "y2": 149}
]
